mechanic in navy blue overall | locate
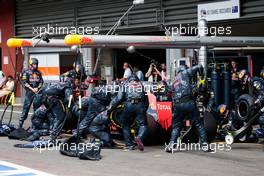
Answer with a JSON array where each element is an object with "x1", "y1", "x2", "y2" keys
[
  {"x1": 107, "y1": 74, "x2": 149, "y2": 151},
  {"x1": 252, "y1": 80, "x2": 264, "y2": 138},
  {"x1": 238, "y1": 69, "x2": 254, "y2": 96},
  {"x1": 166, "y1": 64, "x2": 210, "y2": 152},
  {"x1": 19, "y1": 58, "x2": 43, "y2": 128},
  {"x1": 260, "y1": 69, "x2": 264, "y2": 84},
  {"x1": 77, "y1": 87, "x2": 111, "y2": 135},
  {"x1": 61, "y1": 62, "x2": 88, "y2": 118},
  {"x1": 27, "y1": 80, "x2": 73, "y2": 141},
  {"x1": 252, "y1": 69, "x2": 264, "y2": 86},
  {"x1": 194, "y1": 77, "x2": 215, "y2": 113},
  {"x1": 217, "y1": 104, "x2": 243, "y2": 132},
  {"x1": 77, "y1": 87, "x2": 114, "y2": 147},
  {"x1": 61, "y1": 62, "x2": 87, "y2": 83}
]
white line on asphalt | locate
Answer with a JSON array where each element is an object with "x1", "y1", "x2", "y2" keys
[{"x1": 0, "y1": 160, "x2": 55, "y2": 176}]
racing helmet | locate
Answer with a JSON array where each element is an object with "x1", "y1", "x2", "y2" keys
[
  {"x1": 238, "y1": 69, "x2": 249, "y2": 82},
  {"x1": 64, "y1": 76, "x2": 75, "y2": 87},
  {"x1": 29, "y1": 58, "x2": 39, "y2": 69},
  {"x1": 260, "y1": 69, "x2": 264, "y2": 79},
  {"x1": 253, "y1": 80, "x2": 262, "y2": 91},
  {"x1": 75, "y1": 63, "x2": 84, "y2": 74},
  {"x1": 217, "y1": 104, "x2": 228, "y2": 118}
]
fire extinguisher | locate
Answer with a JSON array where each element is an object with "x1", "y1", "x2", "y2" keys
[
  {"x1": 223, "y1": 63, "x2": 231, "y2": 108},
  {"x1": 211, "y1": 64, "x2": 221, "y2": 106}
]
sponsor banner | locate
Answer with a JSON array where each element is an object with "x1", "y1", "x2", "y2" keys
[
  {"x1": 156, "y1": 102, "x2": 172, "y2": 130},
  {"x1": 198, "y1": 0, "x2": 240, "y2": 21}
]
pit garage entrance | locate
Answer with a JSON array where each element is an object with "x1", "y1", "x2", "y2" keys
[{"x1": 113, "y1": 49, "x2": 166, "y2": 80}]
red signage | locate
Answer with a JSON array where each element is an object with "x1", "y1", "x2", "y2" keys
[{"x1": 156, "y1": 102, "x2": 172, "y2": 130}]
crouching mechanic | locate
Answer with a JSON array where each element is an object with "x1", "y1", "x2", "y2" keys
[
  {"x1": 107, "y1": 75, "x2": 149, "y2": 151},
  {"x1": 166, "y1": 64, "x2": 211, "y2": 153},
  {"x1": 217, "y1": 104, "x2": 244, "y2": 132},
  {"x1": 27, "y1": 80, "x2": 73, "y2": 142},
  {"x1": 88, "y1": 111, "x2": 115, "y2": 148},
  {"x1": 19, "y1": 58, "x2": 43, "y2": 128},
  {"x1": 28, "y1": 94, "x2": 53, "y2": 140},
  {"x1": 77, "y1": 87, "x2": 113, "y2": 147}
]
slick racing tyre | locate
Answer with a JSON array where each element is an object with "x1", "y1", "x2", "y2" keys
[
  {"x1": 110, "y1": 106, "x2": 162, "y2": 145},
  {"x1": 236, "y1": 94, "x2": 255, "y2": 122},
  {"x1": 110, "y1": 105, "x2": 136, "y2": 130},
  {"x1": 182, "y1": 111, "x2": 217, "y2": 144},
  {"x1": 144, "y1": 114, "x2": 163, "y2": 145},
  {"x1": 203, "y1": 111, "x2": 218, "y2": 143}
]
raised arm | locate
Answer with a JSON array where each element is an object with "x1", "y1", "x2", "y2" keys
[
  {"x1": 187, "y1": 64, "x2": 204, "y2": 77},
  {"x1": 107, "y1": 89, "x2": 125, "y2": 112}
]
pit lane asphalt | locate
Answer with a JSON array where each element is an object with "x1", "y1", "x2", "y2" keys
[{"x1": 0, "y1": 106, "x2": 263, "y2": 176}]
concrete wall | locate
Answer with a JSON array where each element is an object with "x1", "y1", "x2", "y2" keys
[
  {"x1": 0, "y1": 0, "x2": 16, "y2": 76},
  {"x1": 0, "y1": 0, "x2": 23, "y2": 97}
]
